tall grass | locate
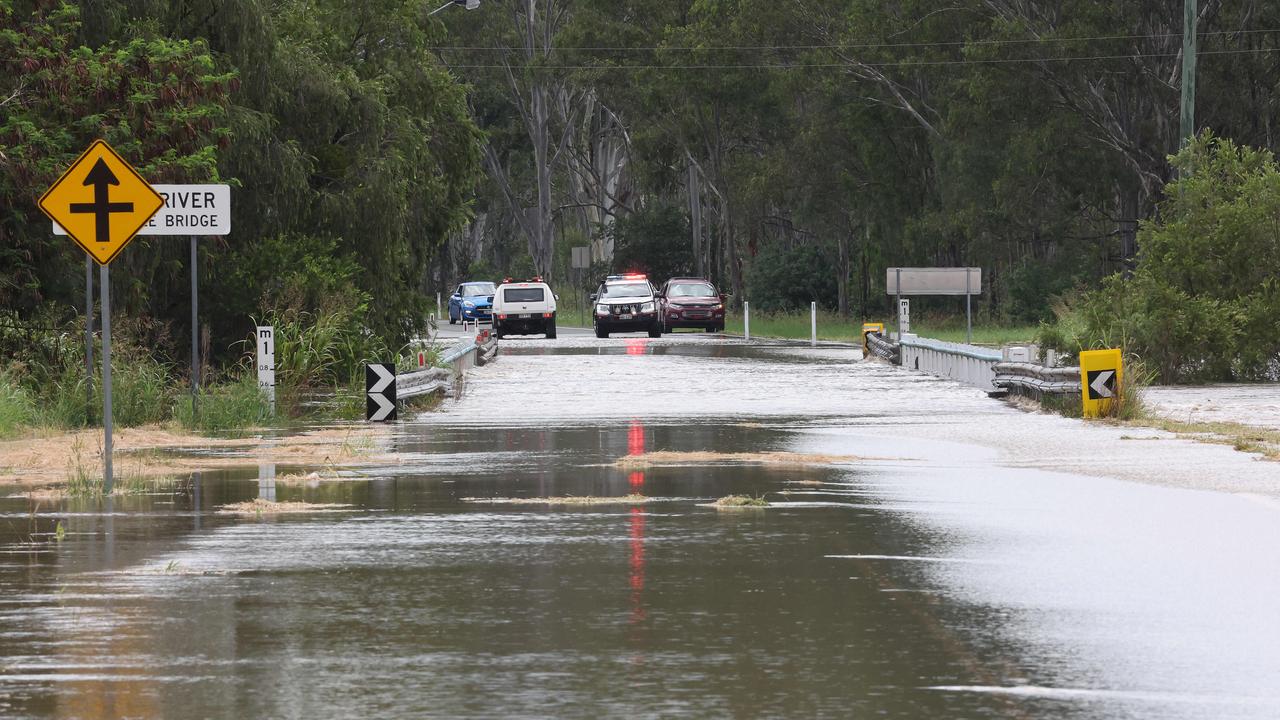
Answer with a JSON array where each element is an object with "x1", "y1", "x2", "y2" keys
[
  {"x1": 0, "y1": 371, "x2": 38, "y2": 438},
  {"x1": 174, "y1": 373, "x2": 271, "y2": 432}
]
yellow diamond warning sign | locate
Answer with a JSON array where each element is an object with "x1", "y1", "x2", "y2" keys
[{"x1": 38, "y1": 140, "x2": 165, "y2": 266}]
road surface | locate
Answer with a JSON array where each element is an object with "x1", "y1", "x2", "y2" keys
[{"x1": 2, "y1": 332, "x2": 1279, "y2": 719}]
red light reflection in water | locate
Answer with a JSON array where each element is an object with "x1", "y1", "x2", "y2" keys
[
  {"x1": 626, "y1": 419, "x2": 647, "y2": 629},
  {"x1": 629, "y1": 507, "x2": 646, "y2": 625},
  {"x1": 624, "y1": 338, "x2": 648, "y2": 356}
]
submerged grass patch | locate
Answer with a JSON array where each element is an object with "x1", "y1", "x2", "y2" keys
[
  {"x1": 1124, "y1": 416, "x2": 1280, "y2": 460},
  {"x1": 461, "y1": 493, "x2": 651, "y2": 505},
  {"x1": 711, "y1": 494, "x2": 769, "y2": 508},
  {"x1": 217, "y1": 499, "x2": 354, "y2": 515}
]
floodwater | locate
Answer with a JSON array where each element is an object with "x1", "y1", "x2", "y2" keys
[{"x1": 3, "y1": 334, "x2": 1280, "y2": 719}]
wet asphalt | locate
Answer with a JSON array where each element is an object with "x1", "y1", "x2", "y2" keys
[{"x1": 2, "y1": 331, "x2": 1279, "y2": 719}]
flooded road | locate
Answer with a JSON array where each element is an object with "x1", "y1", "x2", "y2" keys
[{"x1": 4, "y1": 334, "x2": 1280, "y2": 718}]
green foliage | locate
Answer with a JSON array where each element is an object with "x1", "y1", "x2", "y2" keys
[
  {"x1": 609, "y1": 205, "x2": 693, "y2": 282},
  {"x1": 174, "y1": 373, "x2": 269, "y2": 433},
  {"x1": 746, "y1": 245, "x2": 837, "y2": 312},
  {"x1": 0, "y1": 1, "x2": 232, "y2": 317},
  {"x1": 1041, "y1": 134, "x2": 1280, "y2": 382},
  {"x1": 0, "y1": 370, "x2": 38, "y2": 438}
]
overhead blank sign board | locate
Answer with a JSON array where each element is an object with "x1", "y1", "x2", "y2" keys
[
  {"x1": 886, "y1": 267, "x2": 982, "y2": 296},
  {"x1": 54, "y1": 184, "x2": 230, "y2": 236}
]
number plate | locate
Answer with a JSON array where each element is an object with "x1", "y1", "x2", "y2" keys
[
  {"x1": 619, "y1": 314, "x2": 633, "y2": 320},
  {"x1": 517, "y1": 313, "x2": 530, "y2": 319}
]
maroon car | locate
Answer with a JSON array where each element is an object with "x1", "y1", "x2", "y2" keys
[{"x1": 658, "y1": 278, "x2": 726, "y2": 332}]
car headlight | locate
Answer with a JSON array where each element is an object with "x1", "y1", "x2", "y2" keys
[
  {"x1": 668, "y1": 303, "x2": 682, "y2": 310},
  {"x1": 463, "y1": 300, "x2": 475, "y2": 308},
  {"x1": 596, "y1": 304, "x2": 610, "y2": 314},
  {"x1": 711, "y1": 304, "x2": 723, "y2": 310},
  {"x1": 641, "y1": 301, "x2": 655, "y2": 312}
]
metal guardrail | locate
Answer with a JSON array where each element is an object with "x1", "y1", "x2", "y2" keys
[
  {"x1": 398, "y1": 367, "x2": 450, "y2": 400},
  {"x1": 900, "y1": 335, "x2": 1001, "y2": 362},
  {"x1": 866, "y1": 332, "x2": 900, "y2": 363},
  {"x1": 440, "y1": 338, "x2": 479, "y2": 365},
  {"x1": 866, "y1": 331, "x2": 1083, "y2": 396},
  {"x1": 992, "y1": 362, "x2": 1081, "y2": 396}
]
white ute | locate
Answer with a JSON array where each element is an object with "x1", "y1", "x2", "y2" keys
[{"x1": 492, "y1": 278, "x2": 558, "y2": 339}]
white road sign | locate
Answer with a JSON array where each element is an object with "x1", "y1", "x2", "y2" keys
[
  {"x1": 54, "y1": 184, "x2": 230, "y2": 236},
  {"x1": 898, "y1": 298, "x2": 910, "y2": 333},
  {"x1": 886, "y1": 267, "x2": 982, "y2": 296}
]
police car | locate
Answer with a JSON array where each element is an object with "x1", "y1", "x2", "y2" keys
[{"x1": 591, "y1": 274, "x2": 661, "y2": 338}]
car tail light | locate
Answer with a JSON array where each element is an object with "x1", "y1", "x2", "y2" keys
[
  {"x1": 542, "y1": 312, "x2": 553, "y2": 318},
  {"x1": 497, "y1": 314, "x2": 508, "y2": 320}
]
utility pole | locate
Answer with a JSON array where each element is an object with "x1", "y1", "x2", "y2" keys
[{"x1": 1180, "y1": 0, "x2": 1197, "y2": 147}]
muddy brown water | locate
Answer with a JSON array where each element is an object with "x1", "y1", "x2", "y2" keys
[{"x1": 3, "y1": 336, "x2": 1280, "y2": 719}]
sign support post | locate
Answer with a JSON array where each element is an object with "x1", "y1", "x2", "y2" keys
[
  {"x1": 190, "y1": 236, "x2": 199, "y2": 421},
  {"x1": 965, "y1": 268, "x2": 972, "y2": 344},
  {"x1": 895, "y1": 268, "x2": 902, "y2": 339},
  {"x1": 100, "y1": 264, "x2": 113, "y2": 493},
  {"x1": 85, "y1": 255, "x2": 94, "y2": 423}
]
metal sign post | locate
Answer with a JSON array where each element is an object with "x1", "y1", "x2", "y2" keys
[
  {"x1": 190, "y1": 237, "x2": 199, "y2": 420},
  {"x1": 895, "y1": 268, "x2": 902, "y2": 339},
  {"x1": 84, "y1": 256, "x2": 94, "y2": 423},
  {"x1": 40, "y1": 140, "x2": 165, "y2": 494},
  {"x1": 965, "y1": 268, "x2": 972, "y2": 344},
  {"x1": 100, "y1": 265, "x2": 113, "y2": 491}
]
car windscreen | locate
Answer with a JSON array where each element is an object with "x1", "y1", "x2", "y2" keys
[
  {"x1": 503, "y1": 287, "x2": 545, "y2": 303},
  {"x1": 668, "y1": 282, "x2": 716, "y2": 298},
  {"x1": 463, "y1": 284, "x2": 495, "y2": 297},
  {"x1": 601, "y1": 282, "x2": 651, "y2": 299}
]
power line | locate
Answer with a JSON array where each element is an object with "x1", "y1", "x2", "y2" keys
[
  {"x1": 435, "y1": 28, "x2": 1280, "y2": 53},
  {"x1": 444, "y1": 46, "x2": 1280, "y2": 71}
]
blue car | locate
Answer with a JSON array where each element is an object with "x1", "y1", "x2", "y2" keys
[{"x1": 448, "y1": 281, "x2": 496, "y2": 324}]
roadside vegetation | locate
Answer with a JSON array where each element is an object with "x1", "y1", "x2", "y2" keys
[
  {"x1": 0, "y1": 304, "x2": 443, "y2": 440},
  {"x1": 1037, "y1": 136, "x2": 1280, "y2": 384}
]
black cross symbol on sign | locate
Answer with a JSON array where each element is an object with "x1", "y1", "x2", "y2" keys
[
  {"x1": 1086, "y1": 369, "x2": 1116, "y2": 400},
  {"x1": 69, "y1": 159, "x2": 134, "y2": 243}
]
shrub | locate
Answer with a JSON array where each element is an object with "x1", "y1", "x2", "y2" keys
[
  {"x1": 1040, "y1": 133, "x2": 1280, "y2": 383},
  {"x1": 747, "y1": 244, "x2": 837, "y2": 312}
]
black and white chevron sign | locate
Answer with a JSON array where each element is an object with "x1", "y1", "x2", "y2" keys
[{"x1": 366, "y1": 363, "x2": 397, "y2": 422}]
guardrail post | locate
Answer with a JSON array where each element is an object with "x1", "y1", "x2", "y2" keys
[
  {"x1": 744, "y1": 301, "x2": 750, "y2": 341},
  {"x1": 810, "y1": 302, "x2": 817, "y2": 346}
]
